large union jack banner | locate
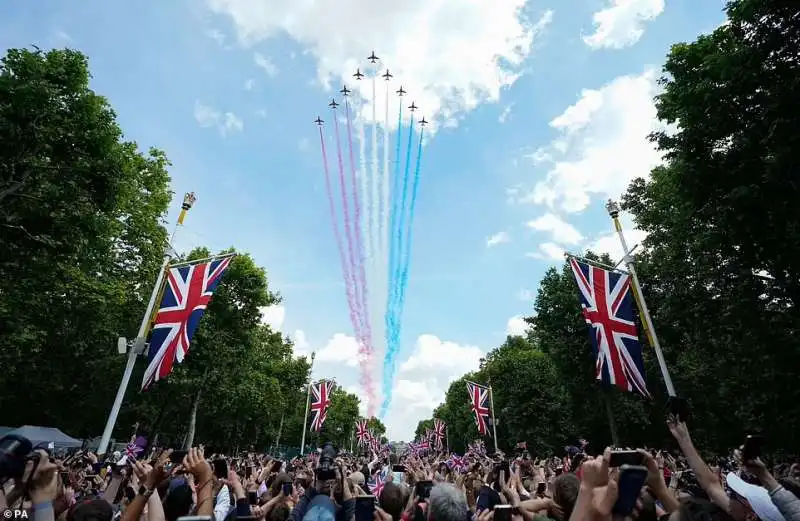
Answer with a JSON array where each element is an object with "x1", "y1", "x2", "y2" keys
[
  {"x1": 465, "y1": 381, "x2": 491, "y2": 435},
  {"x1": 142, "y1": 256, "x2": 233, "y2": 390},
  {"x1": 310, "y1": 380, "x2": 335, "y2": 431},
  {"x1": 568, "y1": 258, "x2": 649, "y2": 397}
]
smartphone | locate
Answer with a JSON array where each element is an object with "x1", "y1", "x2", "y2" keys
[
  {"x1": 476, "y1": 485, "x2": 492, "y2": 512},
  {"x1": 667, "y1": 396, "x2": 690, "y2": 423},
  {"x1": 355, "y1": 496, "x2": 375, "y2": 521},
  {"x1": 60, "y1": 471, "x2": 70, "y2": 484},
  {"x1": 271, "y1": 460, "x2": 283, "y2": 473},
  {"x1": 536, "y1": 482, "x2": 546, "y2": 495},
  {"x1": 495, "y1": 460, "x2": 510, "y2": 474},
  {"x1": 742, "y1": 435, "x2": 764, "y2": 461},
  {"x1": 416, "y1": 480, "x2": 434, "y2": 500},
  {"x1": 169, "y1": 450, "x2": 188, "y2": 464},
  {"x1": 493, "y1": 505, "x2": 512, "y2": 521},
  {"x1": 177, "y1": 517, "x2": 213, "y2": 521},
  {"x1": 609, "y1": 451, "x2": 643, "y2": 467},
  {"x1": 392, "y1": 464, "x2": 406, "y2": 473},
  {"x1": 245, "y1": 466, "x2": 253, "y2": 479},
  {"x1": 247, "y1": 492, "x2": 258, "y2": 505},
  {"x1": 612, "y1": 465, "x2": 648, "y2": 516},
  {"x1": 282, "y1": 481, "x2": 293, "y2": 496}
]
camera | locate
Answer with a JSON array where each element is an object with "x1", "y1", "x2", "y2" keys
[
  {"x1": 316, "y1": 442, "x2": 338, "y2": 481},
  {"x1": 0, "y1": 434, "x2": 35, "y2": 484}
]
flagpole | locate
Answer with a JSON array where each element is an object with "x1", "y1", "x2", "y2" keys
[
  {"x1": 605, "y1": 199, "x2": 676, "y2": 397},
  {"x1": 299, "y1": 352, "x2": 316, "y2": 456},
  {"x1": 488, "y1": 384, "x2": 499, "y2": 453},
  {"x1": 96, "y1": 192, "x2": 196, "y2": 456}
]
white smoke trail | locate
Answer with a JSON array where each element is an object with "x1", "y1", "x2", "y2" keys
[{"x1": 369, "y1": 68, "x2": 382, "y2": 403}]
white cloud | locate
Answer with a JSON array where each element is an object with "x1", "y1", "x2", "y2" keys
[
  {"x1": 486, "y1": 231, "x2": 510, "y2": 247},
  {"x1": 259, "y1": 304, "x2": 285, "y2": 331},
  {"x1": 254, "y1": 52, "x2": 279, "y2": 76},
  {"x1": 194, "y1": 100, "x2": 244, "y2": 136},
  {"x1": 346, "y1": 386, "x2": 369, "y2": 417},
  {"x1": 583, "y1": 0, "x2": 665, "y2": 50},
  {"x1": 525, "y1": 242, "x2": 565, "y2": 261},
  {"x1": 584, "y1": 213, "x2": 646, "y2": 261},
  {"x1": 380, "y1": 334, "x2": 484, "y2": 440},
  {"x1": 524, "y1": 69, "x2": 663, "y2": 213},
  {"x1": 526, "y1": 213, "x2": 583, "y2": 244},
  {"x1": 316, "y1": 333, "x2": 363, "y2": 367},
  {"x1": 499, "y1": 104, "x2": 514, "y2": 123},
  {"x1": 505, "y1": 315, "x2": 530, "y2": 337},
  {"x1": 290, "y1": 329, "x2": 311, "y2": 356},
  {"x1": 206, "y1": 0, "x2": 553, "y2": 131},
  {"x1": 244, "y1": 78, "x2": 255, "y2": 90}
]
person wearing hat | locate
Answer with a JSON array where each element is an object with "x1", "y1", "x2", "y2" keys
[{"x1": 744, "y1": 458, "x2": 800, "y2": 521}]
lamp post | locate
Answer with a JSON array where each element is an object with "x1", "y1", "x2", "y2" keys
[{"x1": 605, "y1": 199, "x2": 676, "y2": 397}]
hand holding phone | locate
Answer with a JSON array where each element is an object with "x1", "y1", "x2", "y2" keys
[
  {"x1": 493, "y1": 505, "x2": 512, "y2": 521},
  {"x1": 609, "y1": 451, "x2": 643, "y2": 467},
  {"x1": 612, "y1": 465, "x2": 648, "y2": 517},
  {"x1": 742, "y1": 435, "x2": 764, "y2": 461},
  {"x1": 354, "y1": 496, "x2": 375, "y2": 521}
]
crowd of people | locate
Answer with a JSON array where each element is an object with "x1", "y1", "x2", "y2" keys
[{"x1": 1, "y1": 416, "x2": 798, "y2": 521}]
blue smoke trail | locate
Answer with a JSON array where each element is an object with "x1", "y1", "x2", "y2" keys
[
  {"x1": 381, "y1": 112, "x2": 415, "y2": 415},
  {"x1": 383, "y1": 101, "x2": 404, "y2": 413},
  {"x1": 392, "y1": 128, "x2": 424, "y2": 346}
]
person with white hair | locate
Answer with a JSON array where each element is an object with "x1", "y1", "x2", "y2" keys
[{"x1": 428, "y1": 483, "x2": 468, "y2": 521}]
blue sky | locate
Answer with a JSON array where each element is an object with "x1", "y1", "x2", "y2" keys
[{"x1": 1, "y1": 0, "x2": 726, "y2": 441}]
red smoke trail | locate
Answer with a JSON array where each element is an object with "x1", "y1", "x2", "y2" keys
[
  {"x1": 345, "y1": 100, "x2": 375, "y2": 417},
  {"x1": 332, "y1": 112, "x2": 376, "y2": 406},
  {"x1": 318, "y1": 125, "x2": 362, "y2": 351}
]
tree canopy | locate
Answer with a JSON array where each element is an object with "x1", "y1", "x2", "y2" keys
[
  {"x1": 0, "y1": 47, "x2": 361, "y2": 452},
  {"x1": 417, "y1": 0, "x2": 800, "y2": 456}
]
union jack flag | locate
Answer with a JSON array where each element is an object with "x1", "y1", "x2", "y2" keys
[
  {"x1": 142, "y1": 256, "x2": 233, "y2": 390},
  {"x1": 433, "y1": 419, "x2": 446, "y2": 450},
  {"x1": 125, "y1": 443, "x2": 143, "y2": 459},
  {"x1": 356, "y1": 419, "x2": 369, "y2": 445},
  {"x1": 467, "y1": 440, "x2": 486, "y2": 457},
  {"x1": 368, "y1": 468, "x2": 387, "y2": 498},
  {"x1": 568, "y1": 258, "x2": 649, "y2": 397},
  {"x1": 466, "y1": 381, "x2": 491, "y2": 435},
  {"x1": 310, "y1": 380, "x2": 335, "y2": 431},
  {"x1": 446, "y1": 454, "x2": 467, "y2": 473}
]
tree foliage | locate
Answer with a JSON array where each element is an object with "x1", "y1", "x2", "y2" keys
[
  {"x1": 418, "y1": 0, "x2": 800, "y2": 456},
  {"x1": 0, "y1": 47, "x2": 328, "y2": 452}
]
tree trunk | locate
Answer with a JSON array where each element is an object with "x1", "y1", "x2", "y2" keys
[{"x1": 183, "y1": 385, "x2": 203, "y2": 450}]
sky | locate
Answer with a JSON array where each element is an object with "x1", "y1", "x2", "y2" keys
[{"x1": 1, "y1": 0, "x2": 727, "y2": 442}]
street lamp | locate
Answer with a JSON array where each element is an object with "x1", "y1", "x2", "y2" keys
[{"x1": 605, "y1": 198, "x2": 621, "y2": 219}]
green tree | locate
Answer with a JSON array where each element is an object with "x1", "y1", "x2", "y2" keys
[
  {"x1": 620, "y1": 0, "x2": 800, "y2": 452},
  {"x1": 0, "y1": 47, "x2": 171, "y2": 436},
  {"x1": 414, "y1": 419, "x2": 434, "y2": 441}
]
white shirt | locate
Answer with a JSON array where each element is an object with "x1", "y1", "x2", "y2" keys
[{"x1": 214, "y1": 484, "x2": 231, "y2": 521}]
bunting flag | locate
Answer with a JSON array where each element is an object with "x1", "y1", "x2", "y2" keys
[{"x1": 310, "y1": 380, "x2": 335, "y2": 431}]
